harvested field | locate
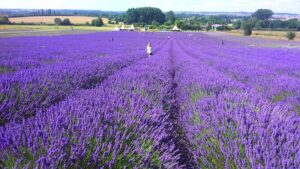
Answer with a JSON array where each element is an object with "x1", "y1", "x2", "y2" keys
[{"x1": 9, "y1": 16, "x2": 109, "y2": 25}]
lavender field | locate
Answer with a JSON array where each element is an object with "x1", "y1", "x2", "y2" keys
[{"x1": 0, "y1": 32, "x2": 300, "y2": 168}]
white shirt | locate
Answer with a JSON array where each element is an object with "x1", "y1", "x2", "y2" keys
[{"x1": 147, "y1": 46, "x2": 152, "y2": 55}]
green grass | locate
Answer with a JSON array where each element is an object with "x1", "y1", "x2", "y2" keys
[
  {"x1": 0, "y1": 65, "x2": 15, "y2": 74},
  {"x1": 273, "y1": 92, "x2": 290, "y2": 102},
  {"x1": 296, "y1": 106, "x2": 300, "y2": 115}
]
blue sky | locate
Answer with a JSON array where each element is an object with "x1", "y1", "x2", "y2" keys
[{"x1": 1, "y1": 0, "x2": 300, "y2": 13}]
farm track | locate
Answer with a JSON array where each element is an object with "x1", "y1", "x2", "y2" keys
[{"x1": 161, "y1": 38, "x2": 197, "y2": 168}]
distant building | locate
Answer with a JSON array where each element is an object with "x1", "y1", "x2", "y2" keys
[
  {"x1": 211, "y1": 24, "x2": 223, "y2": 31},
  {"x1": 200, "y1": 24, "x2": 209, "y2": 31},
  {"x1": 116, "y1": 24, "x2": 136, "y2": 31},
  {"x1": 110, "y1": 20, "x2": 117, "y2": 24}
]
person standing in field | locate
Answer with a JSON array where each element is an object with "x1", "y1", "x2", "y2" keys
[{"x1": 147, "y1": 43, "x2": 153, "y2": 57}]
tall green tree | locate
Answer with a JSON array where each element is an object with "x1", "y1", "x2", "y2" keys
[
  {"x1": 253, "y1": 9, "x2": 274, "y2": 20},
  {"x1": 233, "y1": 20, "x2": 242, "y2": 29},
  {"x1": 125, "y1": 7, "x2": 165, "y2": 25},
  {"x1": 286, "y1": 19, "x2": 298, "y2": 29},
  {"x1": 54, "y1": 18, "x2": 62, "y2": 25},
  {"x1": 92, "y1": 17, "x2": 104, "y2": 27},
  {"x1": 243, "y1": 22, "x2": 253, "y2": 36},
  {"x1": 165, "y1": 11, "x2": 175, "y2": 25},
  {"x1": 175, "y1": 20, "x2": 184, "y2": 28},
  {"x1": 61, "y1": 18, "x2": 72, "y2": 25},
  {"x1": 0, "y1": 16, "x2": 10, "y2": 24},
  {"x1": 286, "y1": 31, "x2": 296, "y2": 40},
  {"x1": 255, "y1": 20, "x2": 263, "y2": 29}
]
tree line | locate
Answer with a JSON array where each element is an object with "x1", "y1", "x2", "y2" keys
[
  {"x1": 237, "y1": 9, "x2": 300, "y2": 32},
  {"x1": 1, "y1": 7, "x2": 300, "y2": 36},
  {"x1": 238, "y1": 9, "x2": 298, "y2": 40},
  {"x1": 0, "y1": 16, "x2": 10, "y2": 24},
  {"x1": 114, "y1": 7, "x2": 299, "y2": 32},
  {"x1": 54, "y1": 18, "x2": 72, "y2": 25},
  {"x1": 115, "y1": 7, "x2": 175, "y2": 28},
  {"x1": 54, "y1": 17, "x2": 103, "y2": 26}
]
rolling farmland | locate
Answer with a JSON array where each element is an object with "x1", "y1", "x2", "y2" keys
[
  {"x1": 0, "y1": 32, "x2": 300, "y2": 168},
  {"x1": 9, "y1": 16, "x2": 109, "y2": 25}
]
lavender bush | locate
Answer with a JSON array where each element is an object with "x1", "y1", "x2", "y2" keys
[
  {"x1": 0, "y1": 32, "x2": 168, "y2": 125},
  {"x1": 0, "y1": 32, "x2": 299, "y2": 168}
]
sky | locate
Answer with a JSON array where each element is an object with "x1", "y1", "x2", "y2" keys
[{"x1": 1, "y1": 0, "x2": 300, "y2": 13}]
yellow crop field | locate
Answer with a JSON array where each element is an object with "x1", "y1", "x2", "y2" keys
[{"x1": 9, "y1": 16, "x2": 109, "y2": 25}]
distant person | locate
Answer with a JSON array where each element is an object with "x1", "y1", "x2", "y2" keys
[
  {"x1": 222, "y1": 40, "x2": 224, "y2": 46},
  {"x1": 111, "y1": 37, "x2": 114, "y2": 42},
  {"x1": 147, "y1": 43, "x2": 153, "y2": 57}
]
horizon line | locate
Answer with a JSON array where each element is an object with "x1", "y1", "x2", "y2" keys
[{"x1": 0, "y1": 8, "x2": 299, "y2": 15}]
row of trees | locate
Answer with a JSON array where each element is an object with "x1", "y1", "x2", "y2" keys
[
  {"x1": 115, "y1": 7, "x2": 176, "y2": 27},
  {"x1": 119, "y1": 8, "x2": 241, "y2": 31},
  {"x1": 0, "y1": 16, "x2": 10, "y2": 24},
  {"x1": 241, "y1": 9, "x2": 300, "y2": 36},
  {"x1": 234, "y1": 19, "x2": 300, "y2": 31},
  {"x1": 254, "y1": 19, "x2": 300, "y2": 30},
  {"x1": 240, "y1": 9, "x2": 297, "y2": 40},
  {"x1": 91, "y1": 17, "x2": 104, "y2": 27},
  {"x1": 241, "y1": 9, "x2": 273, "y2": 35},
  {"x1": 54, "y1": 18, "x2": 72, "y2": 25},
  {"x1": 125, "y1": 7, "x2": 165, "y2": 25},
  {"x1": 54, "y1": 17, "x2": 104, "y2": 26}
]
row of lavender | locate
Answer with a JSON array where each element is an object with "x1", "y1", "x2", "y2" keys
[
  {"x1": 0, "y1": 32, "x2": 167, "y2": 125},
  {"x1": 181, "y1": 33, "x2": 300, "y2": 113},
  {"x1": 0, "y1": 32, "x2": 164, "y2": 73},
  {"x1": 172, "y1": 34, "x2": 300, "y2": 168},
  {"x1": 0, "y1": 39, "x2": 182, "y2": 168},
  {"x1": 186, "y1": 33, "x2": 300, "y2": 80},
  {"x1": 1, "y1": 32, "x2": 299, "y2": 168}
]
